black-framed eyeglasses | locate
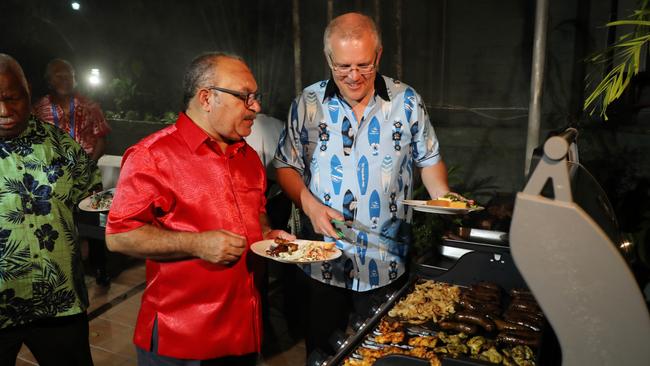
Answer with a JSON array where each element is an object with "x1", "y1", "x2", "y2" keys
[
  {"x1": 206, "y1": 86, "x2": 262, "y2": 107},
  {"x1": 327, "y1": 52, "x2": 378, "y2": 76}
]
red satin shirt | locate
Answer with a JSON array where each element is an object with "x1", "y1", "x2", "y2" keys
[{"x1": 106, "y1": 112, "x2": 267, "y2": 359}]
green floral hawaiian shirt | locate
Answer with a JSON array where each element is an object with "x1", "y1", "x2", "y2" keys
[{"x1": 0, "y1": 116, "x2": 102, "y2": 329}]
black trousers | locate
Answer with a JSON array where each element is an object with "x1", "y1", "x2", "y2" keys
[
  {"x1": 297, "y1": 212, "x2": 408, "y2": 359},
  {"x1": 76, "y1": 211, "x2": 108, "y2": 278},
  {"x1": 296, "y1": 212, "x2": 409, "y2": 358},
  {"x1": 299, "y1": 270, "x2": 408, "y2": 358},
  {"x1": 0, "y1": 313, "x2": 93, "y2": 366}
]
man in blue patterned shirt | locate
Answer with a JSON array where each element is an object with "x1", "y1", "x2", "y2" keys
[
  {"x1": 0, "y1": 54, "x2": 101, "y2": 365},
  {"x1": 274, "y1": 12, "x2": 452, "y2": 356}
]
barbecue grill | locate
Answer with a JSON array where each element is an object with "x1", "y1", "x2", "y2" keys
[{"x1": 314, "y1": 128, "x2": 649, "y2": 366}]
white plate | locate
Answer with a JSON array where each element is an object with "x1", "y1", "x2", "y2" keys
[
  {"x1": 400, "y1": 199, "x2": 484, "y2": 215},
  {"x1": 250, "y1": 239, "x2": 342, "y2": 264},
  {"x1": 78, "y1": 188, "x2": 115, "y2": 212}
]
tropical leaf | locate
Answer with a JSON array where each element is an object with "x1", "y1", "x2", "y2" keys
[
  {"x1": 67, "y1": 149, "x2": 94, "y2": 181},
  {"x1": 22, "y1": 158, "x2": 44, "y2": 171},
  {"x1": 0, "y1": 290, "x2": 34, "y2": 327},
  {"x1": 2, "y1": 177, "x2": 23, "y2": 194},
  {"x1": 53, "y1": 191, "x2": 73, "y2": 205},
  {"x1": 584, "y1": 0, "x2": 650, "y2": 119},
  {"x1": 34, "y1": 259, "x2": 69, "y2": 297},
  {"x1": 1, "y1": 210, "x2": 25, "y2": 224},
  {"x1": 48, "y1": 129, "x2": 68, "y2": 160},
  {"x1": 32, "y1": 283, "x2": 77, "y2": 317},
  {"x1": 57, "y1": 206, "x2": 76, "y2": 243},
  {"x1": 0, "y1": 239, "x2": 31, "y2": 281},
  {"x1": 607, "y1": 20, "x2": 650, "y2": 27},
  {"x1": 48, "y1": 289, "x2": 76, "y2": 312}
]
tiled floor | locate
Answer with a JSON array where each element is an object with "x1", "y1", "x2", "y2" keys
[{"x1": 15, "y1": 256, "x2": 306, "y2": 366}]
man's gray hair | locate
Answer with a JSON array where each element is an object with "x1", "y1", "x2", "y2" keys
[
  {"x1": 323, "y1": 12, "x2": 382, "y2": 56},
  {"x1": 181, "y1": 52, "x2": 244, "y2": 111},
  {"x1": 44, "y1": 58, "x2": 75, "y2": 81},
  {"x1": 0, "y1": 53, "x2": 30, "y2": 96}
]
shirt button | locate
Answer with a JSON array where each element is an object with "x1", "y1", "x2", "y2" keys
[
  {"x1": 17, "y1": 166, "x2": 23, "y2": 170},
  {"x1": 29, "y1": 224, "x2": 34, "y2": 228},
  {"x1": 33, "y1": 254, "x2": 39, "y2": 259}
]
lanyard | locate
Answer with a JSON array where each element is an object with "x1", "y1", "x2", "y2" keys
[{"x1": 51, "y1": 98, "x2": 75, "y2": 139}]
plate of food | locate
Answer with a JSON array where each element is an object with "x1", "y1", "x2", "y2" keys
[
  {"x1": 401, "y1": 193, "x2": 483, "y2": 215},
  {"x1": 251, "y1": 238, "x2": 342, "y2": 263},
  {"x1": 78, "y1": 188, "x2": 115, "y2": 212}
]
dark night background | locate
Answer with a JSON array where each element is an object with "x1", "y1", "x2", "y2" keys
[
  {"x1": 2, "y1": 0, "x2": 650, "y2": 281},
  {"x1": 0, "y1": 0, "x2": 610, "y2": 124}
]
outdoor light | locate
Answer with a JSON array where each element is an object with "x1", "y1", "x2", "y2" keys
[
  {"x1": 88, "y1": 68, "x2": 101, "y2": 86},
  {"x1": 71, "y1": 2, "x2": 81, "y2": 10}
]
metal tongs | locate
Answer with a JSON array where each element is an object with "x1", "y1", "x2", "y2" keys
[{"x1": 331, "y1": 219, "x2": 373, "y2": 243}]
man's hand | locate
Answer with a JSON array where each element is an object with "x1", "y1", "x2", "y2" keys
[
  {"x1": 192, "y1": 230, "x2": 247, "y2": 265},
  {"x1": 442, "y1": 192, "x2": 475, "y2": 206},
  {"x1": 263, "y1": 229, "x2": 296, "y2": 241},
  {"x1": 275, "y1": 167, "x2": 344, "y2": 238},
  {"x1": 302, "y1": 192, "x2": 344, "y2": 239}
]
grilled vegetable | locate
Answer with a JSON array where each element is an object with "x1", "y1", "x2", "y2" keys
[
  {"x1": 466, "y1": 336, "x2": 488, "y2": 355},
  {"x1": 477, "y1": 346, "x2": 504, "y2": 363}
]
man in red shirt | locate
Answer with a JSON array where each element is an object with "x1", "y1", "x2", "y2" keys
[{"x1": 105, "y1": 53, "x2": 293, "y2": 365}]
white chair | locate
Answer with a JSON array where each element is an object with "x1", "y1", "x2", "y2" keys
[{"x1": 97, "y1": 154, "x2": 122, "y2": 189}]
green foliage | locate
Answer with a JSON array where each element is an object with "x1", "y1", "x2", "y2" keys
[
  {"x1": 103, "y1": 59, "x2": 177, "y2": 124},
  {"x1": 110, "y1": 76, "x2": 138, "y2": 112},
  {"x1": 584, "y1": 0, "x2": 650, "y2": 120},
  {"x1": 160, "y1": 111, "x2": 179, "y2": 124}
]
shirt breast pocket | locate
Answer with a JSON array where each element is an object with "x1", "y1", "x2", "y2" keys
[{"x1": 234, "y1": 184, "x2": 265, "y2": 214}]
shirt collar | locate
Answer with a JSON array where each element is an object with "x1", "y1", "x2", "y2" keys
[
  {"x1": 323, "y1": 73, "x2": 390, "y2": 102},
  {"x1": 175, "y1": 112, "x2": 247, "y2": 156},
  {"x1": 176, "y1": 112, "x2": 209, "y2": 152}
]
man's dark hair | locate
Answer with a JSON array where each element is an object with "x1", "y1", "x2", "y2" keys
[{"x1": 181, "y1": 52, "x2": 244, "y2": 111}]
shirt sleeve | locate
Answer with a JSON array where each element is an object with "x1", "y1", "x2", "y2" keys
[
  {"x1": 272, "y1": 98, "x2": 305, "y2": 173},
  {"x1": 410, "y1": 89, "x2": 442, "y2": 168},
  {"x1": 105, "y1": 146, "x2": 171, "y2": 234},
  {"x1": 86, "y1": 101, "x2": 111, "y2": 138}
]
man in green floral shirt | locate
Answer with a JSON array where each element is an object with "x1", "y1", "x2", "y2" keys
[{"x1": 0, "y1": 54, "x2": 101, "y2": 365}]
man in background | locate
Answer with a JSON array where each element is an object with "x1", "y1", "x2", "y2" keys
[
  {"x1": 33, "y1": 58, "x2": 112, "y2": 286},
  {"x1": 34, "y1": 58, "x2": 110, "y2": 161},
  {"x1": 0, "y1": 53, "x2": 101, "y2": 366}
]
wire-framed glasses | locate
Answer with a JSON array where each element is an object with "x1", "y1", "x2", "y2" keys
[
  {"x1": 206, "y1": 86, "x2": 262, "y2": 107},
  {"x1": 327, "y1": 52, "x2": 378, "y2": 76}
]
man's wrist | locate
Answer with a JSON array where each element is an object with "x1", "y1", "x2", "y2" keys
[
  {"x1": 183, "y1": 232, "x2": 200, "y2": 258},
  {"x1": 299, "y1": 188, "x2": 316, "y2": 215}
]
